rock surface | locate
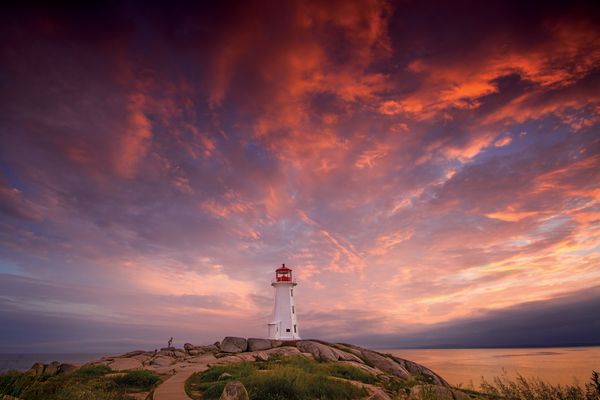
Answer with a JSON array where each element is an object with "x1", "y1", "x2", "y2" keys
[
  {"x1": 361, "y1": 349, "x2": 410, "y2": 379},
  {"x1": 247, "y1": 338, "x2": 272, "y2": 351},
  {"x1": 108, "y1": 357, "x2": 143, "y2": 371},
  {"x1": 220, "y1": 337, "x2": 248, "y2": 353},
  {"x1": 26, "y1": 361, "x2": 77, "y2": 377},
  {"x1": 220, "y1": 380, "x2": 249, "y2": 400}
]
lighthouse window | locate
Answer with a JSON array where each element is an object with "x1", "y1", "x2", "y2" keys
[
  {"x1": 292, "y1": 306, "x2": 295, "y2": 313},
  {"x1": 291, "y1": 289, "x2": 293, "y2": 296},
  {"x1": 286, "y1": 328, "x2": 291, "y2": 332},
  {"x1": 294, "y1": 324, "x2": 297, "y2": 333}
]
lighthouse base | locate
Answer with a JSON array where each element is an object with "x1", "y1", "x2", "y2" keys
[{"x1": 268, "y1": 321, "x2": 301, "y2": 340}]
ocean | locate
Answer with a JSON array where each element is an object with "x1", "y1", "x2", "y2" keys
[
  {"x1": 384, "y1": 347, "x2": 600, "y2": 387},
  {"x1": 1, "y1": 347, "x2": 598, "y2": 388}
]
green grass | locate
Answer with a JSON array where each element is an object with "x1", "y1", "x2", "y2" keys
[
  {"x1": 113, "y1": 369, "x2": 161, "y2": 391},
  {"x1": 475, "y1": 371, "x2": 600, "y2": 400},
  {"x1": 0, "y1": 364, "x2": 162, "y2": 400},
  {"x1": 186, "y1": 356, "x2": 371, "y2": 400}
]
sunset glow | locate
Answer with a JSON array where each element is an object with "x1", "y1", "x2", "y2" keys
[{"x1": 0, "y1": 0, "x2": 598, "y2": 351}]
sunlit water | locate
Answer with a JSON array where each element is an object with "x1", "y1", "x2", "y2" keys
[{"x1": 384, "y1": 347, "x2": 600, "y2": 388}]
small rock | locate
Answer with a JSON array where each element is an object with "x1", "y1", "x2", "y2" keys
[
  {"x1": 58, "y1": 363, "x2": 77, "y2": 375},
  {"x1": 172, "y1": 350, "x2": 187, "y2": 358},
  {"x1": 220, "y1": 380, "x2": 249, "y2": 400},
  {"x1": 28, "y1": 362, "x2": 45, "y2": 376},
  {"x1": 220, "y1": 337, "x2": 247, "y2": 353},
  {"x1": 43, "y1": 361, "x2": 61, "y2": 376},
  {"x1": 184, "y1": 343, "x2": 195, "y2": 352},
  {"x1": 247, "y1": 338, "x2": 272, "y2": 351},
  {"x1": 254, "y1": 351, "x2": 269, "y2": 362},
  {"x1": 219, "y1": 372, "x2": 233, "y2": 380},
  {"x1": 200, "y1": 344, "x2": 220, "y2": 353}
]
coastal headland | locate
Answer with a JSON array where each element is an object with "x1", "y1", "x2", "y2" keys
[{"x1": 1, "y1": 337, "x2": 467, "y2": 400}]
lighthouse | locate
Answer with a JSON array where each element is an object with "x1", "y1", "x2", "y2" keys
[{"x1": 268, "y1": 264, "x2": 300, "y2": 340}]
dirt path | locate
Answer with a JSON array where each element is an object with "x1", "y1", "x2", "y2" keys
[{"x1": 152, "y1": 364, "x2": 210, "y2": 400}]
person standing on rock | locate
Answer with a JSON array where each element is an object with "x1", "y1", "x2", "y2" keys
[{"x1": 168, "y1": 337, "x2": 173, "y2": 348}]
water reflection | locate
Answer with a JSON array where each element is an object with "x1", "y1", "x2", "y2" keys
[{"x1": 383, "y1": 347, "x2": 600, "y2": 387}]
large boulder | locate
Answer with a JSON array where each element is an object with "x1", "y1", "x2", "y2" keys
[
  {"x1": 220, "y1": 337, "x2": 248, "y2": 353},
  {"x1": 220, "y1": 380, "x2": 249, "y2": 400},
  {"x1": 296, "y1": 341, "x2": 362, "y2": 363},
  {"x1": 247, "y1": 338, "x2": 272, "y2": 352},
  {"x1": 360, "y1": 350, "x2": 410, "y2": 379}
]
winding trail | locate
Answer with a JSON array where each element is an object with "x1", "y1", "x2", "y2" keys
[{"x1": 152, "y1": 362, "x2": 211, "y2": 400}]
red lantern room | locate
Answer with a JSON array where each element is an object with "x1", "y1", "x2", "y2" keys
[{"x1": 275, "y1": 264, "x2": 293, "y2": 282}]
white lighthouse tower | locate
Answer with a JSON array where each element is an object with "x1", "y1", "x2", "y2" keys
[{"x1": 268, "y1": 264, "x2": 300, "y2": 340}]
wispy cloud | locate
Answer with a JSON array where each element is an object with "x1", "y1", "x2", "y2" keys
[{"x1": 0, "y1": 0, "x2": 598, "y2": 350}]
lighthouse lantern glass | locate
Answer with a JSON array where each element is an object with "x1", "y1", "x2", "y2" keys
[{"x1": 276, "y1": 270, "x2": 292, "y2": 282}]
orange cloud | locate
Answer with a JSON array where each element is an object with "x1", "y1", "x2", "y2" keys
[
  {"x1": 114, "y1": 94, "x2": 152, "y2": 178},
  {"x1": 389, "y1": 22, "x2": 600, "y2": 123}
]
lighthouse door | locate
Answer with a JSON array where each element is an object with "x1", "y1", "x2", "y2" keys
[{"x1": 268, "y1": 322, "x2": 280, "y2": 339}]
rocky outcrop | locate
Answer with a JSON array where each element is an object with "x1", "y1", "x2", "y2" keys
[
  {"x1": 247, "y1": 338, "x2": 272, "y2": 351},
  {"x1": 296, "y1": 340, "x2": 362, "y2": 362},
  {"x1": 27, "y1": 362, "x2": 77, "y2": 377},
  {"x1": 74, "y1": 336, "x2": 462, "y2": 399},
  {"x1": 220, "y1": 337, "x2": 248, "y2": 353},
  {"x1": 360, "y1": 350, "x2": 410, "y2": 379},
  {"x1": 220, "y1": 380, "x2": 249, "y2": 400},
  {"x1": 391, "y1": 356, "x2": 449, "y2": 386}
]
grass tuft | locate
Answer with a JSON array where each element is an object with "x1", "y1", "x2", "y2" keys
[
  {"x1": 0, "y1": 365, "x2": 161, "y2": 400},
  {"x1": 187, "y1": 356, "x2": 370, "y2": 400}
]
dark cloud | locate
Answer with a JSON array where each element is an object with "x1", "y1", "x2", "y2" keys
[
  {"x1": 331, "y1": 286, "x2": 600, "y2": 348},
  {"x1": 0, "y1": 0, "x2": 598, "y2": 351}
]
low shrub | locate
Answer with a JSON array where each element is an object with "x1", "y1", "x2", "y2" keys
[
  {"x1": 72, "y1": 364, "x2": 112, "y2": 378},
  {"x1": 0, "y1": 365, "x2": 158, "y2": 400},
  {"x1": 113, "y1": 370, "x2": 160, "y2": 390},
  {"x1": 477, "y1": 371, "x2": 600, "y2": 400}
]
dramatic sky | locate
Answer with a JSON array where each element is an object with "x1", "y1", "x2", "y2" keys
[{"x1": 1, "y1": 0, "x2": 599, "y2": 352}]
